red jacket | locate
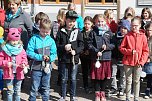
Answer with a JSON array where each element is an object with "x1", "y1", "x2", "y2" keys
[
  {"x1": 106, "y1": 20, "x2": 118, "y2": 33},
  {"x1": 119, "y1": 30, "x2": 149, "y2": 66},
  {"x1": 0, "y1": 8, "x2": 5, "y2": 27}
]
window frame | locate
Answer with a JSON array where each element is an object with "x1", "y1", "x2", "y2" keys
[
  {"x1": 41, "y1": 0, "x2": 72, "y2": 4},
  {"x1": 86, "y1": 0, "x2": 117, "y2": 5}
]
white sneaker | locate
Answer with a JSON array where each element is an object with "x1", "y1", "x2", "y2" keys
[
  {"x1": 144, "y1": 95, "x2": 149, "y2": 99},
  {"x1": 130, "y1": 94, "x2": 134, "y2": 98}
]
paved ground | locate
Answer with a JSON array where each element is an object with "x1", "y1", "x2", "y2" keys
[{"x1": 2, "y1": 63, "x2": 152, "y2": 101}]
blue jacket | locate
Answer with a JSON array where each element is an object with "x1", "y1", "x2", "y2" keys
[
  {"x1": 26, "y1": 34, "x2": 57, "y2": 70},
  {"x1": 76, "y1": 15, "x2": 84, "y2": 31}
]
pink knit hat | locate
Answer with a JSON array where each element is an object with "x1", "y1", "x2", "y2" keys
[{"x1": 7, "y1": 28, "x2": 22, "y2": 41}]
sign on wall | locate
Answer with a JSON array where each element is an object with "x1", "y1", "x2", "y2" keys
[{"x1": 138, "y1": 0, "x2": 152, "y2": 6}]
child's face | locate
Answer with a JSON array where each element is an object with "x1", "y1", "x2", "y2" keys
[
  {"x1": 146, "y1": 25, "x2": 152, "y2": 37},
  {"x1": 120, "y1": 27, "x2": 128, "y2": 36},
  {"x1": 131, "y1": 19, "x2": 141, "y2": 33},
  {"x1": 95, "y1": 17, "x2": 106, "y2": 28},
  {"x1": 84, "y1": 20, "x2": 93, "y2": 31},
  {"x1": 40, "y1": 28, "x2": 50, "y2": 37},
  {"x1": 143, "y1": 11, "x2": 150, "y2": 19},
  {"x1": 9, "y1": 40, "x2": 19, "y2": 46},
  {"x1": 65, "y1": 18, "x2": 76, "y2": 29}
]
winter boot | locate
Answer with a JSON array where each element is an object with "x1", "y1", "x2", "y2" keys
[
  {"x1": 95, "y1": 91, "x2": 100, "y2": 101},
  {"x1": 100, "y1": 91, "x2": 106, "y2": 101}
]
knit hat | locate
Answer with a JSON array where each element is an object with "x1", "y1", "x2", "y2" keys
[
  {"x1": 0, "y1": 27, "x2": 4, "y2": 38},
  {"x1": 7, "y1": 28, "x2": 22, "y2": 41},
  {"x1": 66, "y1": 10, "x2": 78, "y2": 19},
  {"x1": 121, "y1": 20, "x2": 131, "y2": 31}
]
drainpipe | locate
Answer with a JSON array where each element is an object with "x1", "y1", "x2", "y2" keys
[
  {"x1": 117, "y1": 0, "x2": 120, "y2": 22},
  {"x1": 81, "y1": 0, "x2": 85, "y2": 19},
  {"x1": 31, "y1": 0, "x2": 35, "y2": 22}
]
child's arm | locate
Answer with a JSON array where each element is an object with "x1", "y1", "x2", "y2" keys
[
  {"x1": 21, "y1": 49, "x2": 28, "y2": 65},
  {"x1": 119, "y1": 36, "x2": 133, "y2": 55},
  {"x1": 26, "y1": 37, "x2": 43, "y2": 61},
  {"x1": 49, "y1": 39, "x2": 57, "y2": 62},
  {"x1": 0, "y1": 52, "x2": 10, "y2": 67}
]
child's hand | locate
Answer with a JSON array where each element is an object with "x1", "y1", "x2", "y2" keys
[
  {"x1": 97, "y1": 52, "x2": 102, "y2": 57},
  {"x1": 70, "y1": 50, "x2": 76, "y2": 55},
  {"x1": 102, "y1": 44, "x2": 106, "y2": 50},
  {"x1": 7, "y1": 62, "x2": 12, "y2": 68},
  {"x1": 43, "y1": 55, "x2": 50, "y2": 62},
  {"x1": 65, "y1": 44, "x2": 72, "y2": 51}
]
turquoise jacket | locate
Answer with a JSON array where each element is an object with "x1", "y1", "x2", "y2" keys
[
  {"x1": 26, "y1": 34, "x2": 57, "y2": 70},
  {"x1": 76, "y1": 15, "x2": 84, "y2": 31}
]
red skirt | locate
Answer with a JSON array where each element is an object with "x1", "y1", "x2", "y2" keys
[{"x1": 91, "y1": 60, "x2": 111, "y2": 80}]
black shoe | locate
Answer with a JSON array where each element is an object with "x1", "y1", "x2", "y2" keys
[
  {"x1": 110, "y1": 89, "x2": 117, "y2": 96},
  {"x1": 84, "y1": 88, "x2": 92, "y2": 94}
]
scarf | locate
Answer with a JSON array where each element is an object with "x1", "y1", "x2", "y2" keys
[
  {"x1": 98, "y1": 25, "x2": 109, "y2": 36},
  {"x1": 2, "y1": 43, "x2": 23, "y2": 56},
  {"x1": 7, "y1": 7, "x2": 21, "y2": 22}
]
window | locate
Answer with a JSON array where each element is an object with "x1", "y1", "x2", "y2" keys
[
  {"x1": 89, "y1": 0, "x2": 117, "y2": 4},
  {"x1": 43, "y1": 0, "x2": 72, "y2": 2}
]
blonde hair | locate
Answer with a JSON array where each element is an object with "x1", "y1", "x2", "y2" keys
[
  {"x1": 8, "y1": 0, "x2": 21, "y2": 5},
  {"x1": 124, "y1": 7, "x2": 135, "y2": 19},
  {"x1": 93, "y1": 14, "x2": 106, "y2": 25},
  {"x1": 67, "y1": 3, "x2": 76, "y2": 10},
  {"x1": 57, "y1": 8, "x2": 67, "y2": 26},
  {"x1": 40, "y1": 19, "x2": 51, "y2": 30},
  {"x1": 104, "y1": 9, "x2": 114, "y2": 19}
]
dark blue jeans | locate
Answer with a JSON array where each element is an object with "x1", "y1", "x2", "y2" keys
[
  {"x1": 29, "y1": 70, "x2": 51, "y2": 101},
  {"x1": 60, "y1": 63, "x2": 78, "y2": 98}
]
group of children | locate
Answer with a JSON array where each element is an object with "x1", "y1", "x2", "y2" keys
[{"x1": 0, "y1": 1, "x2": 152, "y2": 101}]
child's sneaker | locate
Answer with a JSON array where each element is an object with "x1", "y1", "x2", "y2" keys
[
  {"x1": 58, "y1": 97, "x2": 65, "y2": 101},
  {"x1": 144, "y1": 89, "x2": 150, "y2": 99}
]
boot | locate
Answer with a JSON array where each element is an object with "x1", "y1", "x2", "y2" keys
[
  {"x1": 95, "y1": 91, "x2": 100, "y2": 101},
  {"x1": 100, "y1": 91, "x2": 106, "y2": 101}
]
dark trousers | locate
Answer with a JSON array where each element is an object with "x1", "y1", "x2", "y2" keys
[
  {"x1": 80, "y1": 57, "x2": 91, "y2": 88},
  {"x1": 95, "y1": 79, "x2": 109, "y2": 91}
]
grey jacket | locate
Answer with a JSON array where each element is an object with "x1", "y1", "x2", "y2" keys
[{"x1": 4, "y1": 7, "x2": 33, "y2": 50}]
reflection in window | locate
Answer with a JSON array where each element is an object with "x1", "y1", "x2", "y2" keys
[
  {"x1": 105, "y1": 0, "x2": 117, "y2": 3},
  {"x1": 89, "y1": 0, "x2": 101, "y2": 2}
]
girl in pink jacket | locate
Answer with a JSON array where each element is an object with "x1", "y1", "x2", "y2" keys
[{"x1": 0, "y1": 28, "x2": 28, "y2": 101}]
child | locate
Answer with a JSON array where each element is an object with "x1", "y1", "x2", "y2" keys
[
  {"x1": 143, "y1": 22, "x2": 152, "y2": 99},
  {"x1": 89, "y1": 14, "x2": 115, "y2": 101},
  {"x1": 141, "y1": 7, "x2": 152, "y2": 29},
  {"x1": 0, "y1": 26, "x2": 4, "y2": 99},
  {"x1": 56, "y1": 10, "x2": 84, "y2": 101},
  {"x1": 31, "y1": 12, "x2": 50, "y2": 99},
  {"x1": 119, "y1": 16, "x2": 149, "y2": 101},
  {"x1": 104, "y1": 9, "x2": 118, "y2": 34},
  {"x1": 111, "y1": 19, "x2": 131, "y2": 96},
  {"x1": 80, "y1": 16, "x2": 94, "y2": 94},
  {"x1": 67, "y1": 3, "x2": 84, "y2": 31},
  {"x1": 0, "y1": 28, "x2": 29, "y2": 101},
  {"x1": 27, "y1": 19, "x2": 57, "y2": 101},
  {"x1": 32, "y1": 12, "x2": 49, "y2": 35},
  {"x1": 51, "y1": 8, "x2": 67, "y2": 41},
  {"x1": 0, "y1": 6, "x2": 5, "y2": 27}
]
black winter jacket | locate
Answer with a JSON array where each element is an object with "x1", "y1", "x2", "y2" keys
[{"x1": 56, "y1": 27, "x2": 84, "y2": 64}]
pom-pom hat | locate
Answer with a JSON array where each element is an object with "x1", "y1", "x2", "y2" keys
[{"x1": 7, "y1": 28, "x2": 22, "y2": 41}]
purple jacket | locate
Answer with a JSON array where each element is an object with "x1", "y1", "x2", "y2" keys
[{"x1": 0, "y1": 49, "x2": 28, "y2": 80}]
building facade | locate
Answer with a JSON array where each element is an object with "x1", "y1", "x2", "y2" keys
[{"x1": 2, "y1": 0, "x2": 152, "y2": 22}]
